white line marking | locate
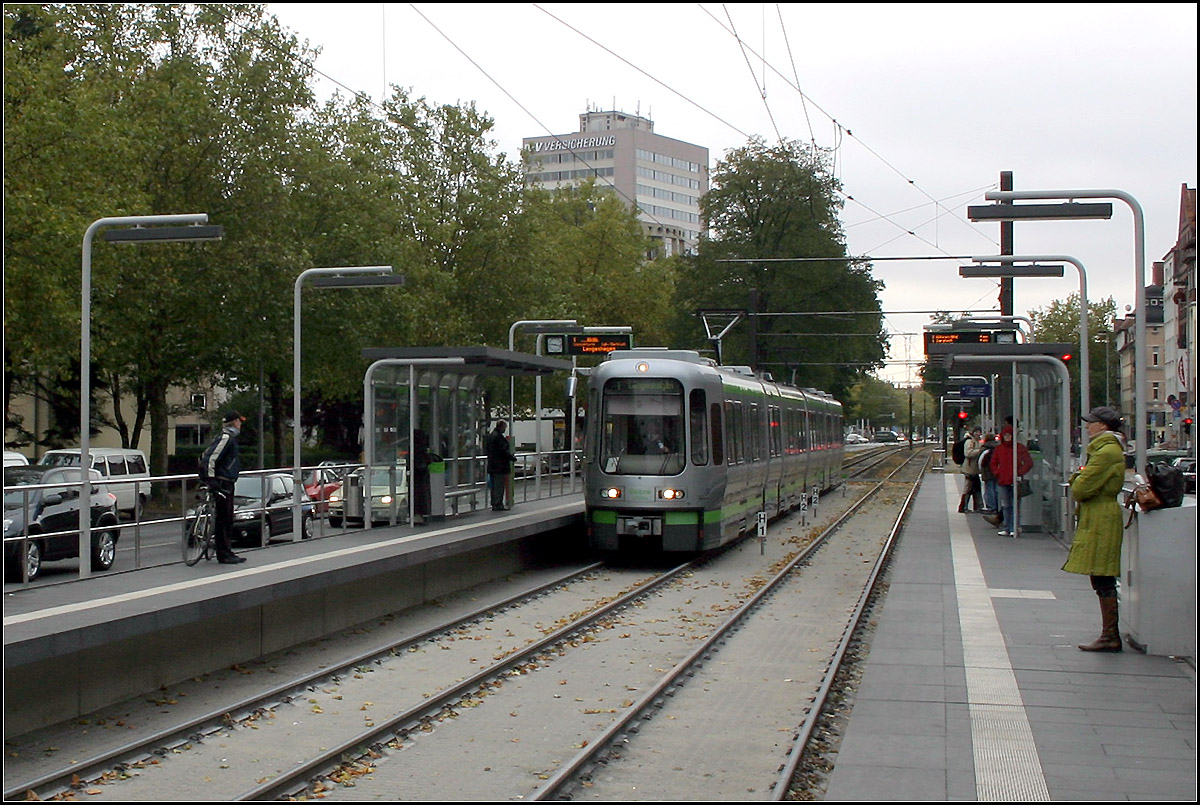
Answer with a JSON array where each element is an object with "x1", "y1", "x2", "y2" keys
[
  {"x1": 945, "y1": 475, "x2": 1049, "y2": 801},
  {"x1": 4, "y1": 501, "x2": 582, "y2": 627}
]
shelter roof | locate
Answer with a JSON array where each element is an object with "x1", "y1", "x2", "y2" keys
[{"x1": 361, "y1": 346, "x2": 572, "y2": 377}]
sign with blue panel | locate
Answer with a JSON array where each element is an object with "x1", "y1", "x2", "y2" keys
[{"x1": 959, "y1": 384, "x2": 991, "y2": 398}]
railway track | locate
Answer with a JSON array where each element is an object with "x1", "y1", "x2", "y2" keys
[{"x1": 4, "y1": 449, "x2": 928, "y2": 801}]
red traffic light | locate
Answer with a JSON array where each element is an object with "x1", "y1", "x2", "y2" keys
[
  {"x1": 957, "y1": 410, "x2": 969, "y2": 420},
  {"x1": 1060, "y1": 352, "x2": 1073, "y2": 362},
  {"x1": 1184, "y1": 418, "x2": 1194, "y2": 426}
]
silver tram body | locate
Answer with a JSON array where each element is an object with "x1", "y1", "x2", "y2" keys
[{"x1": 583, "y1": 349, "x2": 844, "y2": 552}]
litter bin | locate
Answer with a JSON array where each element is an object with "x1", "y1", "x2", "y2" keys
[{"x1": 427, "y1": 455, "x2": 446, "y2": 520}]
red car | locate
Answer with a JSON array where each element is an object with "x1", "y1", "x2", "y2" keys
[{"x1": 303, "y1": 464, "x2": 347, "y2": 513}]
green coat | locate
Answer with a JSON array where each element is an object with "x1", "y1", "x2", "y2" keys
[{"x1": 1062, "y1": 431, "x2": 1125, "y2": 577}]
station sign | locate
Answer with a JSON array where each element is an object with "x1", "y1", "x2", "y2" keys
[
  {"x1": 959, "y1": 384, "x2": 991, "y2": 398},
  {"x1": 923, "y1": 330, "x2": 1018, "y2": 354}
]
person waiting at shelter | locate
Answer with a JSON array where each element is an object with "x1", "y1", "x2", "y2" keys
[
  {"x1": 988, "y1": 425, "x2": 1033, "y2": 537},
  {"x1": 957, "y1": 426, "x2": 984, "y2": 513},
  {"x1": 486, "y1": 421, "x2": 517, "y2": 512},
  {"x1": 1063, "y1": 406, "x2": 1127, "y2": 652}
]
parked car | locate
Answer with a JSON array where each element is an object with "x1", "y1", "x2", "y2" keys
[
  {"x1": 187, "y1": 473, "x2": 314, "y2": 547},
  {"x1": 873, "y1": 430, "x2": 899, "y2": 443},
  {"x1": 328, "y1": 465, "x2": 408, "y2": 527},
  {"x1": 304, "y1": 463, "x2": 347, "y2": 514},
  {"x1": 844, "y1": 433, "x2": 868, "y2": 445},
  {"x1": 4, "y1": 451, "x2": 29, "y2": 467},
  {"x1": 4, "y1": 466, "x2": 120, "y2": 582},
  {"x1": 1170, "y1": 457, "x2": 1196, "y2": 494},
  {"x1": 37, "y1": 447, "x2": 150, "y2": 519}
]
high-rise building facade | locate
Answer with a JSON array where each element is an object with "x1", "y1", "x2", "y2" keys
[{"x1": 523, "y1": 109, "x2": 708, "y2": 257}]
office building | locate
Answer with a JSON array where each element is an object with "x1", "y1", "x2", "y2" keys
[{"x1": 523, "y1": 109, "x2": 708, "y2": 257}]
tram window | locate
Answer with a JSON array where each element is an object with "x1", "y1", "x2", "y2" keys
[
  {"x1": 710, "y1": 402, "x2": 724, "y2": 465},
  {"x1": 599, "y1": 378, "x2": 684, "y2": 475},
  {"x1": 726, "y1": 401, "x2": 742, "y2": 464},
  {"x1": 689, "y1": 389, "x2": 708, "y2": 465},
  {"x1": 749, "y1": 403, "x2": 760, "y2": 462}
]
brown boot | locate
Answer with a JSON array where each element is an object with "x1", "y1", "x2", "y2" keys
[{"x1": 1078, "y1": 596, "x2": 1122, "y2": 652}]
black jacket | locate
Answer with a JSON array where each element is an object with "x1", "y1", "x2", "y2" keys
[
  {"x1": 201, "y1": 425, "x2": 241, "y2": 482},
  {"x1": 486, "y1": 428, "x2": 516, "y2": 475}
]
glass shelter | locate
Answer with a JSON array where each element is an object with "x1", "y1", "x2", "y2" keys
[{"x1": 359, "y1": 347, "x2": 573, "y2": 527}]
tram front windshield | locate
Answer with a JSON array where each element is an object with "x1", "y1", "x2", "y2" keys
[{"x1": 600, "y1": 378, "x2": 684, "y2": 475}]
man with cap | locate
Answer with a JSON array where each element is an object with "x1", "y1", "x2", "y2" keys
[
  {"x1": 200, "y1": 410, "x2": 247, "y2": 564},
  {"x1": 1063, "y1": 406, "x2": 1126, "y2": 651}
]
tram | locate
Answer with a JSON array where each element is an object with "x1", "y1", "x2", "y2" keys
[{"x1": 583, "y1": 349, "x2": 844, "y2": 552}]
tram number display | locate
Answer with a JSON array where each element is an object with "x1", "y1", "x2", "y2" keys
[{"x1": 569, "y1": 334, "x2": 632, "y2": 355}]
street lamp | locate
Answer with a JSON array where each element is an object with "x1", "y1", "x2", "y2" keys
[
  {"x1": 507, "y1": 319, "x2": 579, "y2": 442},
  {"x1": 80, "y1": 214, "x2": 223, "y2": 579},
  {"x1": 972, "y1": 188, "x2": 1146, "y2": 474},
  {"x1": 293, "y1": 267, "x2": 399, "y2": 536},
  {"x1": 968, "y1": 254, "x2": 1093, "y2": 424}
]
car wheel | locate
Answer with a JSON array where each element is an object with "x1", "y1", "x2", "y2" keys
[
  {"x1": 134, "y1": 494, "x2": 146, "y2": 521},
  {"x1": 6, "y1": 540, "x2": 41, "y2": 582},
  {"x1": 302, "y1": 514, "x2": 314, "y2": 540},
  {"x1": 329, "y1": 516, "x2": 343, "y2": 528},
  {"x1": 91, "y1": 529, "x2": 118, "y2": 572}
]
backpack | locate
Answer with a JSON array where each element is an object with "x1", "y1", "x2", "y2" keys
[
  {"x1": 1146, "y1": 462, "x2": 1185, "y2": 509},
  {"x1": 951, "y1": 437, "x2": 966, "y2": 466}
]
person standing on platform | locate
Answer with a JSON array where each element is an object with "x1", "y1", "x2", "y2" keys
[
  {"x1": 486, "y1": 420, "x2": 517, "y2": 511},
  {"x1": 200, "y1": 410, "x2": 247, "y2": 564},
  {"x1": 958, "y1": 426, "x2": 984, "y2": 513},
  {"x1": 978, "y1": 432, "x2": 1000, "y2": 521},
  {"x1": 989, "y1": 424, "x2": 1033, "y2": 537},
  {"x1": 1063, "y1": 406, "x2": 1127, "y2": 652}
]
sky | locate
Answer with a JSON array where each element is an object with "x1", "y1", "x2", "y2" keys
[{"x1": 267, "y1": 2, "x2": 1198, "y2": 385}]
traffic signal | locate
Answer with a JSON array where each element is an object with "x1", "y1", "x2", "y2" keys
[
  {"x1": 957, "y1": 410, "x2": 970, "y2": 420},
  {"x1": 1059, "y1": 352, "x2": 1073, "y2": 363},
  {"x1": 1184, "y1": 417, "x2": 1193, "y2": 435}
]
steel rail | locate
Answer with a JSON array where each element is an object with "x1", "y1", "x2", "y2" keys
[
  {"x1": 770, "y1": 452, "x2": 930, "y2": 797},
  {"x1": 4, "y1": 561, "x2": 605, "y2": 801},
  {"x1": 234, "y1": 555, "x2": 707, "y2": 801},
  {"x1": 529, "y1": 449, "x2": 927, "y2": 800}
]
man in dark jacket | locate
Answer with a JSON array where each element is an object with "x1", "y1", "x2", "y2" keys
[
  {"x1": 486, "y1": 421, "x2": 516, "y2": 511},
  {"x1": 201, "y1": 410, "x2": 247, "y2": 563}
]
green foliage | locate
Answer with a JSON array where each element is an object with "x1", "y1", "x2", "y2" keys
[
  {"x1": 672, "y1": 137, "x2": 885, "y2": 399},
  {"x1": 1030, "y1": 294, "x2": 1119, "y2": 417},
  {"x1": 3, "y1": 4, "x2": 669, "y2": 462}
]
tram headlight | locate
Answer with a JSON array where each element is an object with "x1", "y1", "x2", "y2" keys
[
  {"x1": 600, "y1": 487, "x2": 623, "y2": 499},
  {"x1": 657, "y1": 488, "x2": 686, "y2": 500}
]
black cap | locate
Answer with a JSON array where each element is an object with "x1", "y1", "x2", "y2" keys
[
  {"x1": 223, "y1": 410, "x2": 246, "y2": 423},
  {"x1": 1081, "y1": 406, "x2": 1123, "y2": 430}
]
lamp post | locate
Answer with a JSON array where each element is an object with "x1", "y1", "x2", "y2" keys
[
  {"x1": 973, "y1": 188, "x2": 1146, "y2": 474},
  {"x1": 79, "y1": 215, "x2": 223, "y2": 579},
  {"x1": 968, "y1": 254, "x2": 1092, "y2": 423},
  {"x1": 293, "y1": 267, "x2": 398, "y2": 536},
  {"x1": 507, "y1": 319, "x2": 579, "y2": 448}
]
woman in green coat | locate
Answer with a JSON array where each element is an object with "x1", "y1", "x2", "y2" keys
[{"x1": 1063, "y1": 406, "x2": 1127, "y2": 652}]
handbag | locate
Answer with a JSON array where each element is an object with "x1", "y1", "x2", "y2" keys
[{"x1": 1017, "y1": 478, "x2": 1033, "y2": 498}]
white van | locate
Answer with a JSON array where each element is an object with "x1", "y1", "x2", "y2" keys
[
  {"x1": 4, "y1": 450, "x2": 30, "y2": 467},
  {"x1": 37, "y1": 448, "x2": 150, "y2": 518}
]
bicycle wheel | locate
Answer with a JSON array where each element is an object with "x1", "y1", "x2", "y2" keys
[{"x1": 184, "y1": 506, "x2": 213, "y2": 566}]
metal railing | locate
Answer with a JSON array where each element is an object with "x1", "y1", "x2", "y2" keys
[{"x1": 3, "y1": 454, "x2": 585, "y2": 588}]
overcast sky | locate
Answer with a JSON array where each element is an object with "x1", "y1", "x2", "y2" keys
[{"x1": 268, "y1": 3, "x2": 1198, "y2": 385}]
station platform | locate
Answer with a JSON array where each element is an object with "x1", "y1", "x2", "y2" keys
[
  {"x1": 825, "y1": 471, "x2": 1197, "y2": 801},
  {"x1": 3, "y1": 495, "x2": 584, "y2": 737}
]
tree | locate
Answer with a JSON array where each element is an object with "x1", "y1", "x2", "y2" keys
[
  {"x1": 1029, "y1": 294, "x2": 1119, "y2": 419},
  {"x1": 672, "y1": 137, "x2": 885, "y2": 400}
]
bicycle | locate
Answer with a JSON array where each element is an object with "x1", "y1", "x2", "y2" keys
[{"x1": 184, "y1": 484, "x2": 216, "y2": 566}]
